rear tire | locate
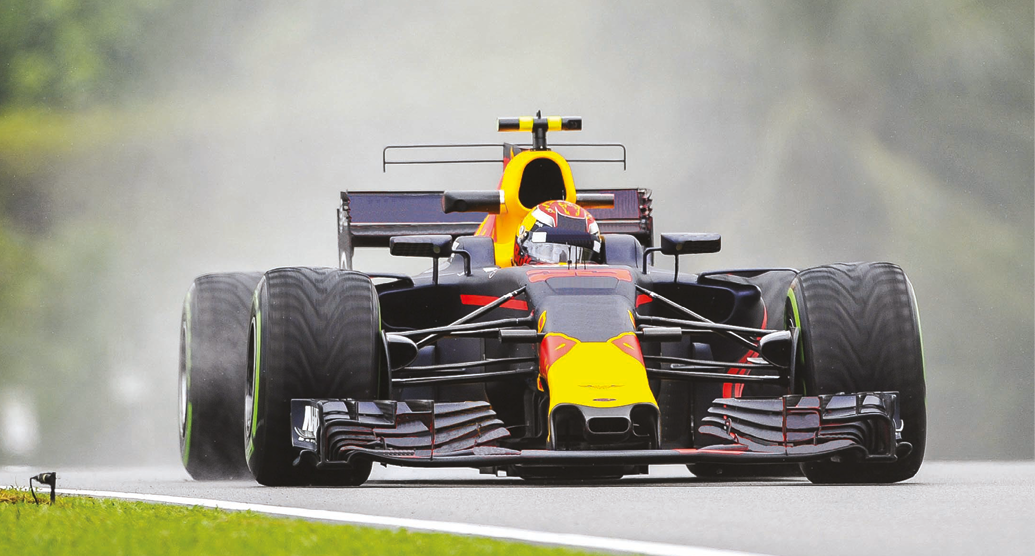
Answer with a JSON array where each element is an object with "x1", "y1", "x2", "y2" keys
[
  {"x1": 245, "y1": 267, "x2": 380, "y2": 486},
  {"x1": 179, "y1": 272, "x2": 263, "y2": 480},
  {"x1": 788, "y1": 262, "x2": 926, "y2": 484}
]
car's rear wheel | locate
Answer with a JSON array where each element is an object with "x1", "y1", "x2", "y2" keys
[
  {"x1": 245, "y1": 267, "x2": 381, "y2": 486},
  {"x1": 788, "y1": 262, "x2": 926, "y2": 484},
  {"x1": 179, "y1": 272, "x2": 263, "y2": 480}
]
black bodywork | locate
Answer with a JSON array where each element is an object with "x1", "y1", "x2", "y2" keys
[{"x1": 286, "y1": 189, "x2": 912, "y2": 478}]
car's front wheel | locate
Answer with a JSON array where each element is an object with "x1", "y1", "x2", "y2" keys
[
  {"x1": 788, "y1": 262, "x2": 926, "y2": 484},
  {"x1": 245, "y1": 267, "x2": 381, "y2": 486}
]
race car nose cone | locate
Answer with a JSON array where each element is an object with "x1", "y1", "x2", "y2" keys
[{"x1": 550, "y1": 403, "x2": 660, "y2": 449}]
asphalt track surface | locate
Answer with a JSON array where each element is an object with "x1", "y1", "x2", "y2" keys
[{"x1": 2, "y1": 462, "x2": 1032, "y2": 556}]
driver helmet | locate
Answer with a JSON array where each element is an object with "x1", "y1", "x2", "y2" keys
[{"x1": 513, "y1": 200, "x2": 601, "y2": 266}]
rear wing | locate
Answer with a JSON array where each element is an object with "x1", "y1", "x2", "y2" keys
[{"x1": 337, "y1": 189, "x2": 653, "y2": 269}]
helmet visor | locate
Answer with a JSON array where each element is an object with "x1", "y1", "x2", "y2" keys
[
  {"x1": 520, "y1": 227, "x2": 598, "y2": 264},
  {"x1": 524, "y1": 242, "x2": 593, "y2": 264}
]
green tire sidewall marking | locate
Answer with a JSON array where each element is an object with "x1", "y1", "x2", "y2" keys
[
  {"x1": 907, "y1": 278, "x2": 927, "y2": 380},
  {"x1": 906, "y1": 276, "x2": 928, "y2": 408},
  {"x1": 182, "y1": 404, "x2": 193, "y2": 466},
  {"x1": 787, "y1": 285, "x2": 805, "y2": 395},
  {"x1": 181, "y1": 286, "x2": 194, "y2": 467},
  {"x1": 246, "y1": 288, "x2": 261, "y2": 460}
]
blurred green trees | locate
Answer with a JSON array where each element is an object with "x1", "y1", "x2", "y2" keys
[
  {"x1": 0, "y1": 0, "x2": 164, "y2": 108},
  {"x1": 0, "y1": 1, "x2": 170, "y2": 462}
]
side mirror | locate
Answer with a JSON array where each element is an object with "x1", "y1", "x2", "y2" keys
[
  {"x1": 660, "y1": 233, "x2": 721, "y2": 255},
  {"x1": 390, "y1": 235, "x2": 453, "y2": 284},
  {"x1": 389, "y1": 234, "x2": 453, "y2": 258},
  {"x1": 442, "y1": 190, "x2": 503, "y2": 214},
  {"x1": 645, "y1": 233, "x2": 722, "y2": 280}
]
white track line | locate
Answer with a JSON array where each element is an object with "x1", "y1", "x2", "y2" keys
[{"x1": 51, "y1": 488, "x2": 770, "y2": 556}]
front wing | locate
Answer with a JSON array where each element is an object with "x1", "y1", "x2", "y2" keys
[{"x1": 290, "y1": 393, "x2": 910, "y2": 470}]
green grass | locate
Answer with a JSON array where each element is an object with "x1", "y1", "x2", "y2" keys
[{"x1": 0, "y1": 488, "x2": 602, "y2": 556}]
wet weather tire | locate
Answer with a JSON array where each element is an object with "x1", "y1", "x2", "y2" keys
[
  {"x1": 788, "y1": 262, "x2": 926, "y2": 484},
  {"x1": 245, "y1": 267, "x2": 380, "y2": 486},
  {"x1": 179, "y1": 272, "x2": 263, "y2": 480}
]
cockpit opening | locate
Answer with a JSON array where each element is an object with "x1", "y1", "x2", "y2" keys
[{"x1": 519, "y1": 158, "x2": 567, "y2": 208}]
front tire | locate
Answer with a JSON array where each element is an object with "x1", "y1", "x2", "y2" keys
[
  {"x1": 179, "y1": 272, "x2": 263, "y2": 480},
  {"x1": 788, "y1": 262, "x2": 926, "y2": 484},
  {"x1": 245, "y1": 267, "x2": 381, "y2": 486}
]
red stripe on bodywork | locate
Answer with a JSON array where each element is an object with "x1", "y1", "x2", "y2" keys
[
  {"x1": 539, "y1": 334, "x2": 578, "y2": 378},
  {"x1": 635, "y1": 294, "x2": 653, "y2": 307},
  {"x1": 460, "y1": 294, "x2": 528, "y2": 311},
  {"x1": 609, "y1": 333, "x2": 645, "y2": 366},
  {"x1": 722, "y1": 300, "x2": 769, "y2": 398}
]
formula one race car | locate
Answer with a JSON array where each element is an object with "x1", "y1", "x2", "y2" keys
[{"x1": 178, "y1": 115, "x2": 926, "y2": 486}]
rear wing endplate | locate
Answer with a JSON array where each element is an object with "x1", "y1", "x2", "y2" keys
[{"x1": 338, "y1": 189, "x2": 653, "y2": 269}]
